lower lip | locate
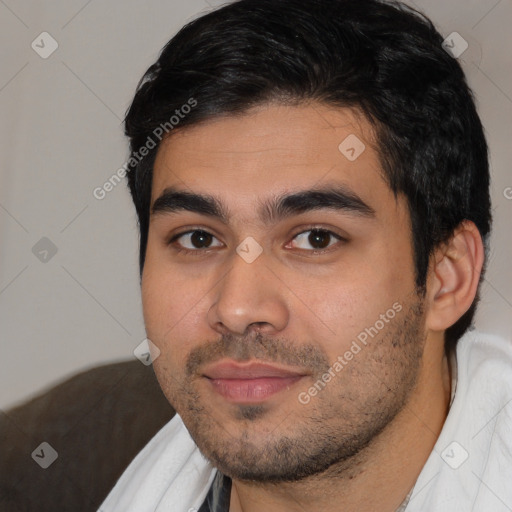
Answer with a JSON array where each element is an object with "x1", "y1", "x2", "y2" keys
[{"x1": 207, "y1": 376, "x2": 302, "y2": 403}]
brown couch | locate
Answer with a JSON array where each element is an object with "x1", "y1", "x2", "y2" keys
[{"x1": 0, "y1": 360, "x2": 176, "y2": 511}]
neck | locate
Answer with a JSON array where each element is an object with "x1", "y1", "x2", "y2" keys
[{"x1": 229, "y1": 344, "x2": 452, "y2": 512}]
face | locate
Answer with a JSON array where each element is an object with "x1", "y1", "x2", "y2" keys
[{"x1": 142, "y1": 102, "x2": 427, "y2": 482}]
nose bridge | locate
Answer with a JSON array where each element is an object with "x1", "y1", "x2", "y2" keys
[{"x1": 208, "y1": 247, "x2": 289, "y2": 335}]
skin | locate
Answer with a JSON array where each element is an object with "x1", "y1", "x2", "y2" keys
[{"x1": 141, "y1": 102, "x2": 484, "y2": 511}]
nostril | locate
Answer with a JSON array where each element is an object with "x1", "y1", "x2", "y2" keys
[{"x1": 246, "y1": 322, "x2": 271, "y2": 334}]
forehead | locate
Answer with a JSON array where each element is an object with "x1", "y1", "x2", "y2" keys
[{"x1": 151, "y1": 102, "x2": 393, "y2": 220}]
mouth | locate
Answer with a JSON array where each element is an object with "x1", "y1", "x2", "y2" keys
[{"x1": 202, "y1": 360, "x2": 308, "y2": 403}]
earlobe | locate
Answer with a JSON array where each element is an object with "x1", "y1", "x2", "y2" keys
[{"x1": 426, "y1": 221, "x2": 485, "y2": 332}]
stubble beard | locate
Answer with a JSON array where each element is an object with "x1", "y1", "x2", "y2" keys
[{"x1": 155, "y1": 298, "x2": 426, "y2": 483}]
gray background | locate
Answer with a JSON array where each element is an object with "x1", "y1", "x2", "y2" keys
[{"x1": 1, "y1": 0, "x2": 511, "y2": 410}]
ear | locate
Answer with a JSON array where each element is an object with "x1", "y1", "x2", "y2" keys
[{"x1": 425, "y1": 221, "x2": 485, "y2": 332}]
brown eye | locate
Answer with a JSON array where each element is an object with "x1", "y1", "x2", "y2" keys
[
  {"x1": 290, "y1": 229, "x2": 342, "y2": 251},
  {"x1": 171, "y1": 230, "x2": 223, "y2": 251},
  {"x1": 308, "y1": 229, "x2": 332, "y2": 249},
  {"x1": 190, "y1": 230, "x2": 213, "y2": 248}
]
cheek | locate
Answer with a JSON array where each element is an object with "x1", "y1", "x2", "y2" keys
[
  {"x1": 141, "y1": 263, "x2": 211, "y2": 366},
  {"x1": 141, "y1": 264, "x2": 182, "y2": 355},
  {"x1": 142, "y1": 241, "x2": 190, "y2": 332},
  {"x1": 305, "y1": 250, "x2": 414, "y2": 356},
  {"x1": 141, "y1": 270, "x2": 170, "y2": 335}
]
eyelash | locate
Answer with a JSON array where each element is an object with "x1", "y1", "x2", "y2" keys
[{"x1": 168, "y1": 226, "x2": 345, "y2": 256}]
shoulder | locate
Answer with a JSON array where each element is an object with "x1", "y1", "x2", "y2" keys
[
  {"x1": 450, "y1": 329, "x2": 512, "y2": 436},
  {"x1": 456, "y1": 329, "x2": 512, "y2": 395},
  {"x1": 460, "y1": 329, "x2": 512, "y2": 363},
  {"x1": 406, "y1": 331, "x2": 512, "y2": 511}
]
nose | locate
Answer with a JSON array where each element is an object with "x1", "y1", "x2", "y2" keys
[{"x1": 207, "y1": 249, "x2": 289, "y2": 336}]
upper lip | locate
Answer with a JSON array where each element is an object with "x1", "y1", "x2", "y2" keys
[{"x1": 202, "y1": 360, "x2": 307, "y2": 380}]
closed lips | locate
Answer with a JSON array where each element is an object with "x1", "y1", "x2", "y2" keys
[{"x1": 202, "y1": 361, "x2": 307, "y2": 380}]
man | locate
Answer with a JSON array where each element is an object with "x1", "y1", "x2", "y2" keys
[{"x1": 100, "y1": 0, "x2": 512, "y2": 510}]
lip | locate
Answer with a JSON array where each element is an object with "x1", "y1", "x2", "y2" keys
[
  {"x1": 202, "y1": 361, "x2": 307, "y2": 403},
  {"x1": 203, "y1": 361, "x2": 306, "y2": 380}
]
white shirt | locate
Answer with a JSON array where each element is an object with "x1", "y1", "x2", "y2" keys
[{"x1": 99, "y1": 330, "x2": 512, "y2": 512}]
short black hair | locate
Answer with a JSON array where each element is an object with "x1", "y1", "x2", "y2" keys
[{"x1": 124, "y1": 0, "x2": 492, "y2": 352}]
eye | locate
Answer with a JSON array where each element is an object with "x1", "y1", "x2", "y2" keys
[
  {"x1": 288, "y1": 228, "x2": 343, "y2": 251},
  {"x1": 169, "y1": 230, "x2": 223, "y2": 252}
]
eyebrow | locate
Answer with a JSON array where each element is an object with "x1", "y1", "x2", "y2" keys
[{"x1": 151, "y1": 183, "x2": 375, "y2": 224}]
